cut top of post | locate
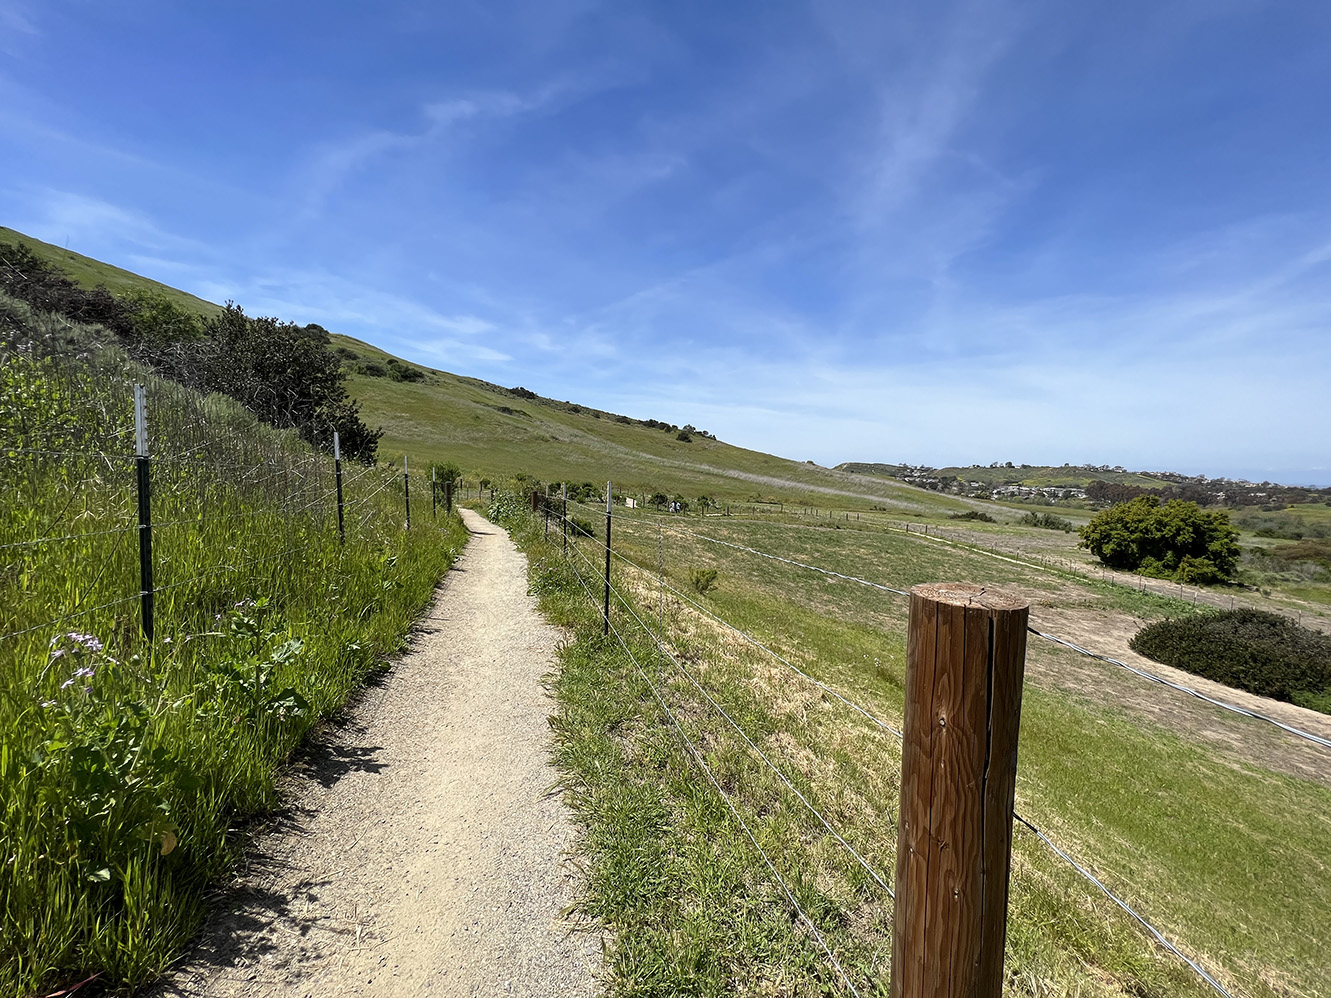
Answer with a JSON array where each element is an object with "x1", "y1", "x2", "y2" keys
[
  {"x1": 333, "y1": 429, "x2": 341, "y2": 462},
  {"x1": 909, "y1": 583, "x2": 1027, "y2": 613},
  {"x1": 606, "y1": 480, "x2": 612, "y2": 512}
]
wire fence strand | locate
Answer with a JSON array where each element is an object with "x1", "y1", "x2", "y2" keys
[
  {"x1": 557, "y1": 504, "x2": 1246, "y2": 997},
  {"x1": 599, "y1": 507, "x2": 1331, "y2": 752},
  {"x1": 567, "y1": 537, "x2": 897, "y2": 893},
  {"x1": 561, "y1": 546, "x2": 864, "y2": 995}
]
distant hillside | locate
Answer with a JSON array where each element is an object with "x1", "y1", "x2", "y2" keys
[
  {"x1": 328, "y1": 333, "x2": 969, "y2": 508},
  {"x1": 837, "y1": 461, "x2": 1331, "y2": 509},
  {"x1": 1, "y1": 225, "x2": 965, "y2": 512}
]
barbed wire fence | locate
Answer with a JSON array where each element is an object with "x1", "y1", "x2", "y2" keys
[
  {"x1": 530, "y1": 487, "x2": 1293, "y2": 996},
  {"x1": 1, "y1": 340, "x2": 431, "y2": 680}
]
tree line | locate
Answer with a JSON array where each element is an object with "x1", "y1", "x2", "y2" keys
[{"x1": 0, "y1": 242, "x2": 381, "y2": 462}]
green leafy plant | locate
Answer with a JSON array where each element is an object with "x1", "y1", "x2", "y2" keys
[
  {"x1": 949, "y1": 510, "x2": 995, "y2": 522},
  {"x1": 689, "y1": 567, "x2": 719, "y2": 595}
]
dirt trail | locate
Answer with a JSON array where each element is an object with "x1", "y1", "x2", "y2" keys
[{"x1": 160, "y1": 508, "x2": 600, "y2": 998}]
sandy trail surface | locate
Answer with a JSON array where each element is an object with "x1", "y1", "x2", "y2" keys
[{"x1": 159, "y1": 508, "x2": 600, "y2": 998}]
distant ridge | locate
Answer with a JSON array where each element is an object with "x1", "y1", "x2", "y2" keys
[{"x1": 0, "y1": 226, "x2": 224, "y2": 319}]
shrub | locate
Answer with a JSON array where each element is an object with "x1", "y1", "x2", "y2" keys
[
  {"x1": 1130, "y1": 610, "x2": 1331, "y2": 712},
  {"x1": 689, "y1": 568, "x2": 719, "y2": 595},
  {"x1": 359, "y1": 362, "x2": 387, "y2": 378},
  {"x1": 0, "y1": 245, "x2": 382, "y2": 462},
  {"x1": 676, "y1": 430, "x2": 692, "y2": 442},
  {"x1": 949, "y1": 510, "x2": 995, "y2": 523},
  {"x1": 1020, "y1": 511, "x2": 1074, "y2": 532},
  {"x1": 1079, "y1": 496, "x2": 1239, "y2": 582},
  {"x1": 568, "y1": 516, "x2": 596, "y2": 538}
]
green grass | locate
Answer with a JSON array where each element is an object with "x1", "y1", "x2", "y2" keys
[
  {"x1": 498, "y1": 494, "x2": 1331, "y2": 997},
  {"x1": 342, "y1": 356, "x2": 973, "y2": 516},
  {"x1": 0, "y1": 227, "x2": 224, "y2": 320},
  {"x1": 1, "y1": 301, "x2": 468, "y2": 994}
]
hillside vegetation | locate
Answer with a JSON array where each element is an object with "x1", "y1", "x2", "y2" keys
[{"x1": 0, "y1": 294, "x2": 466, "y2": 994}]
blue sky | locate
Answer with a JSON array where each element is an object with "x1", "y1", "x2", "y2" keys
[{"x1": 3, "y1": 1, "x2": 1329, "y2": 484}]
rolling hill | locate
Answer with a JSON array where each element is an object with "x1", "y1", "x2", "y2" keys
[{"x1": 1, "y1": 226, "x2": 966, "y2": 512}]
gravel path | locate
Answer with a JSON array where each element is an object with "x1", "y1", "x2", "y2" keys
[{"x1": 159, "y1": 508, "x2": 600, "y2": 998}]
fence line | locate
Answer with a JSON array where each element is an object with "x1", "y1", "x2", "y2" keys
[
  {"x1": 1014, "y1": 815, "x2": 1234, "y2": 998},
  {"x1": 554, "y1": 498, "x2": 1241, "y2": 996},
  {"x1": 592, "y1": 504, "x2": 1331, "y2": 752},
  {"x1": 560, "y1": 542, "x2": 864, "y2": 995},
  {"x1": 596, "y1": 535, "x2": 905, "y2": 738},
  {"x1": 565, "y1": 538, "x2": 896, "y2": 895},
  {"x1": 4, "y1": 378, "x2": 431, "y2": 656}
]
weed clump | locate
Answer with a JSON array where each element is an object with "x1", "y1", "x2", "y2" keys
[
  {"x1": 1130, "y1": 609, "x2": 1331, "y2": 713},
  {"x1": 949, "y1": 510, "x2": 995, "y2": 523},
  {"x1": 689, "y1": 568, "x2": 719, "y2": 595}
]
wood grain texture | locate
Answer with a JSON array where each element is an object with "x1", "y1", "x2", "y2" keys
[{"x1": 891, "y1": 584, "x2": 1029, "y2": 998}]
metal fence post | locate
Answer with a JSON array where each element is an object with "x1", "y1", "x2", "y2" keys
[
  {"x1": 432, "y1": 467, "x2": 438, "y2": 519},
  {"x1": 403, "y1": 456, "x2": 411, "y2": 530},
  {"x1": 562, "y1": 482, "x2": 568, "y2": 557},
  {"x1": 133, "y1": 384, "x2": 154, "y2": 641},
  {"x1": 603, "y1": 480, "x2": 612, "y2": 636},
  {"x1": 445, "y1": 478, "x2": 453, "y2": 515},
  {"x1": 333, "y1": 430, "x2": 345, "y2": 545},
  {"x1": 891, "y1": 583, "x2": 1030, "y2": 998}
]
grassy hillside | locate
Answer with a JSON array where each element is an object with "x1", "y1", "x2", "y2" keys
[
  {"x1": 330, "y1": 332, "x2": 974, "y2": 512},
  {"x1": 496, "y1": 494, "x2": 1331, "y2": 997},
  {"x1": 0, "y1": 227, "x2": 223, "y2": 320},
  {"x1": 2, "y1": 225, "x2": 966, "y2": 514}
]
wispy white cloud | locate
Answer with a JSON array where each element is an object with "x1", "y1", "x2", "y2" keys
[{"x1": 297, "y1": 78, "x2": 590, "y2": 217}]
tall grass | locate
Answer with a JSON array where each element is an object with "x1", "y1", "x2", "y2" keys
[{"x1": 0, "y1": 296, "x2": 468, "y2": 994}]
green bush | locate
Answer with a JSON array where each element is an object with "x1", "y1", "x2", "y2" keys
[
  {"x1": 949, "y1": 510, "x2": 995, "y2": 522},
  {"x1": 1130, "y1": 609, "x2": 1331, "y2": 711},
  {"x1": 1079, "y1": 496, "x2": 1239, "y2": 582},
  {"x1": 0, "y1": 245, "x2": 382, "y2": 462},
  {"x1": 1020, "y1": 511, "x2": 1073, "y2": 532}
]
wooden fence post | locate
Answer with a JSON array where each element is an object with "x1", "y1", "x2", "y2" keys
[{"x1": 891, "y1": 583, "x2": 1030, "y2": 998}]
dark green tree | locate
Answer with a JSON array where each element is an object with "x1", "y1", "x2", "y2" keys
[{"x1": 1078, "y1": 495, "x2": 1239, "y2": 583}]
